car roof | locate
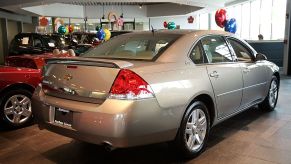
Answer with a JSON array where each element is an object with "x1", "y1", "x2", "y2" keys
[{"x1": 128, "y1": 29, "x2": 231, "y2": 35}]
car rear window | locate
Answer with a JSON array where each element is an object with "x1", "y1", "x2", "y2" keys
[
  {"x1": 81, "y1": 33, "x2": 182, "y2": 60},
  {"x1": 43, "y1": 35, "x2": 68, "y2": 48}
]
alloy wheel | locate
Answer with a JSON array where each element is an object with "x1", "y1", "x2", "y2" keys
[
  {"x1": 184, "y1": 108, "x2": 207, "y2": 151},
  {"x1": 268, "y1": 80, "x2": 278, "y2": 108},
  {"x1": 3, "y1": 94, "x2": 32, "y2": 124}
]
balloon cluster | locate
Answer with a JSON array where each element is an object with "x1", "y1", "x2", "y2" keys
[
  {"x1": 163, "y1": 21, "x2": 176, "y2": 30},
  {"x1": 58, "y1": 25, "x2": 74, "y2": 35},
  {"x1": 215, "y1": 9, "x2": 237, "y2": 34},
  {"x1": 96, "y1": 26, "x2": 111, "y2": 41}
]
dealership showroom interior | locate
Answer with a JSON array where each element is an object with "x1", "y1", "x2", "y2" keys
[{"x1": 1, "y1": 0, "x2": 291, "y2": 163}]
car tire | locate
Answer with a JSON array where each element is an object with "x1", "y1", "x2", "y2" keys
[
  {"x1": 259, "y1": 76, "x2": 279, "y2": 112},
  {"x1": 0, "y1": 89, "x2": 33, "y2": 128},
  {"x1": 174, "y1": 101, "x2": 210, "y2": 158}
]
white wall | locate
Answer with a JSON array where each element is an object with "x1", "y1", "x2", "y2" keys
[
  {"x1": 147, "y1": 4, "x2": 201, "y2": 17},
  {"x1": 7, "y1": 20, "x2": 19, "y2": 47},
  {"x1": 150, "y1": 15, "x2": 200, "y2": 30}
]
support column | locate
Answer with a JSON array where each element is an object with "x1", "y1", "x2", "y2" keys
[
  {"x1": 284, "y1": 0, "x2": 291, "y2": 75},
  {"x1": 52, "y1": 17, "x2": 56, "y2": 33},
  {"x1": 0, "y1": 18, "x2": 9, "y2": 61},
  {"x1": 17, "y1": 21, "x2": 23, "y2": 33}
]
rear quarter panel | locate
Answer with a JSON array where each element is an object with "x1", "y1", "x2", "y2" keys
[
  {"x1": 0, "y1": 68, "x2": 42, "y2": 92},
  {"x1": 132, "y1": 62, "x2": 215, "y2": 130}
]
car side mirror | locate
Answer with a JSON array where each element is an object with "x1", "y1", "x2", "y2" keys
[{"x1": 256, "y1": 53, "x2": 267, "y2": 61}]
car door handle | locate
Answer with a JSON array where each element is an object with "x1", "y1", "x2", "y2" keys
[
  {"x1": 243, "y1": 68, "x2": 250, "y2": 73},
  {"x1": 209, "y1": 71, "x2": 219, "y2": 78}
]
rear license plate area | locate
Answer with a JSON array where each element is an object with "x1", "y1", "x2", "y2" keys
[{"x1": 54, "y1": 107, "x2": 73, "y2": 127}]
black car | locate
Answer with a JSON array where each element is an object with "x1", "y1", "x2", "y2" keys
[
  {"x1": 9, "y1": 33, "x2": 68, "y2": 56},
  {"x1": 65, "y1": 31, "x2": 132, "y2": 55},
  {"x1": 69, "y1": 31, "x2": 131, "y2": 45}
]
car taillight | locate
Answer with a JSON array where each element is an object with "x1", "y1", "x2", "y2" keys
[{"x1": 109, "y1": 69, "x2": 154, "y2": 100}]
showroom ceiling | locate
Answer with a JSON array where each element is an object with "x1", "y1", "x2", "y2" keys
[
  {"x1": 0, "y1": 0, "x2": 245, "y2": 17},
  {"x1": 62, "y1": 2, "x2": 166, "y2": 6}
]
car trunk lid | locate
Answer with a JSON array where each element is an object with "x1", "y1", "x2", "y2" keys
[{"x1": 42, "y1": 58, "x2": 127, "y2": 104}]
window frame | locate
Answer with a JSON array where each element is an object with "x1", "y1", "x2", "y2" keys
[
  {"x1": 32, "y1": 35, "x2": 44, "y2": 48},
  {"x1": 225, "y1": 36, "x2": 256, "y2": 63},
  {"x1": 189, "y1": 41, "x2": 207, "y2": 65},
  {"x1": 199, "y1": 35, "x2": 237, "y2": 64},
  {"x1": 15, "y1": 34, "x2": 32, "y2": 48}
]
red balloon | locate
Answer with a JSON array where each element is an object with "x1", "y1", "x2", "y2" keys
[
  {"x1": 39, "y1": 17, "x2": 48, "y2": 26},
  {"x1": 163, "y1": 21, "x2": 168, "y2": 28},
  {"x1": 68, "y1": 26, "x2": 74, "y2": 33},
  {"x1": 215, "y1": 9, "x2": 227, "y2": 28}
]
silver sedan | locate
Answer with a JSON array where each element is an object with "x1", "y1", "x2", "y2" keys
[{"x1": 32, "y1": 30, "x2": 279, "y2": 158}]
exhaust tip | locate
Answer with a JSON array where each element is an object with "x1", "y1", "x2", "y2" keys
[{"x1": 102, "y1": 141, "x2": 115, "y2": 152}]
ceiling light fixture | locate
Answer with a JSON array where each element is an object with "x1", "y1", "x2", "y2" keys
[{"x1": 139, "y1": 4, "x2": 142, "y2": 9}]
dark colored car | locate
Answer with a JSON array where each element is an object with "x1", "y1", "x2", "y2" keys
[
  {"x1": 0, "y1": 65, "x2": 42, "y2": 127},
  {"x1": 66, "y1": 31, "x2": 132, "y2": 55},
  {"x1": 9, "y1": 33, "x2": 68, "y2": 56}
]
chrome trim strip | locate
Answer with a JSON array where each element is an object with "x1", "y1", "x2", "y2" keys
[{"x1": 217, "y1": 82, "x2": 267, "y2": 97}]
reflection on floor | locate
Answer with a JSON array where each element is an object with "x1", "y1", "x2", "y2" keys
[{"x1": 1, "y1": 76, "x2": 291, "y2": 164}]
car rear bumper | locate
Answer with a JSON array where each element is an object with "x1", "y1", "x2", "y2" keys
[{"x1": 32, "y1": 86, "x2": 178, "y2": 148}]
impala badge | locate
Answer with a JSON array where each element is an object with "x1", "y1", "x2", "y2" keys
[{"x1": 64, "y1": 74, "x2": 73, "y2": 81}]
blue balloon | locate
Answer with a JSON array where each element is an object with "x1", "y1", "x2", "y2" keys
[
  {"x1": 96, "y1": 29, "x2": 105, "y2": 40},
  {"x1": 225, "y1": 18, "x2": 237, "y2": 34}
]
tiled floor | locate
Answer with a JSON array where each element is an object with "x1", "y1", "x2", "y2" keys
[{"x1": 1, "y1": 76, "x2": 291, "y2": 164}]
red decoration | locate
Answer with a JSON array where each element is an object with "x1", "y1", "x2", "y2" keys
[
  {"x1": 188, "y1": 16, "x2": 194, "y2": 23},
  {"x1": 163, "y1": 21, "x2": 168, "y2": 28},
  {"x1": 39, "y1": 17, "x2": 48, "y2": 26},
  {"x1": 68, "y1": 25, "x2": 74, "y2": 33},
  {"x1": 215, "y1": 9, "x2": 227, "y2": 28}
]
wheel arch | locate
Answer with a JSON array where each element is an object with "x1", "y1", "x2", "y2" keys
[
  {"x1": 180, "y1": 93, "x2": 216, "y2": 130},
  {"x1": 273, "y1": 72, "x2": 280, "y2": 86},
  {"x1": 0, "y1": 83, "x2": 35, "y2": 98},
  {"x1": 191, "y1": 94, "x2": 216, "y2": 127}
]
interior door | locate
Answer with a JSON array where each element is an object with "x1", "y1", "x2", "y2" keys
[
  {"x1": 201, "y1": 36, "x2": 243, "y2": 119},
  {"x1": 227, "y1": 37, "x2": 267, "y2": 108}
]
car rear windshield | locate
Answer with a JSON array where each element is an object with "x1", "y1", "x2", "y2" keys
[
  {"x1": 81, "y1": 33, "x2": 182, "y2": 60},
  {"x1": 42, "y1": 35, "x2": 68, "y2": 48}
]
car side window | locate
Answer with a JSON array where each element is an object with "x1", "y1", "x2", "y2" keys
[
  {"x1": 190, "y1": 42, "x2": 205, "y2": 64},
  {"x1": 33, "y1": 36, "x2": 43, "y2": 48},
  {"x1": 201, "y1": 36, "x2": 233, "y2": 63},
  {"x1": 15, "y1": 36, "x2": 30, "y2": 47},
  {"x1": 227, "y1": 38, "x2": 254, "y2": 62}
]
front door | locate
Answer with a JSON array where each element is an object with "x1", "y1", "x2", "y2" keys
[
  {"x1": 226, "y1": 37, "x2": 267, "y2": 108},
  {"x1": 201, "y1": 36, "x2": 243, "y2": 119}
]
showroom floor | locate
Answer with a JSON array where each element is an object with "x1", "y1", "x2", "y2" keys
[{"x1": 0, "y1": 76, "x2": 291, "y2": 164}]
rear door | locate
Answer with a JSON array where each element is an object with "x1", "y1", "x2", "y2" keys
[
  {"x1": 226, "y1": 37, "x2": 267, "y2": 108},
  {"x1": 201, "y1": 35, "x2": 243, "y2": 119}
]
